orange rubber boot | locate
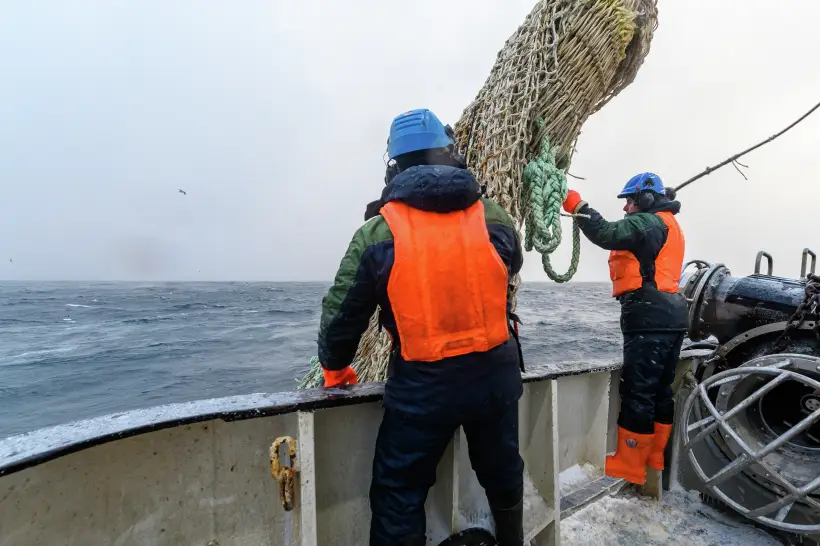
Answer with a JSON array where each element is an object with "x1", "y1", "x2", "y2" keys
[
  {"x1": 605, "y1": 427, "x2": 654, "y2": 485},
  {"x1": 647, "y1": 422, "x2": 673, "y2": 471}
]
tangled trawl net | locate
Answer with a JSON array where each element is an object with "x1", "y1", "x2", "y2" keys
[
  {"x1": 456, "y1": 0, "x2": 657, "y2": 216},
  {"x1": 299, "y1": 0, "x2": 658, "y2": 388}
]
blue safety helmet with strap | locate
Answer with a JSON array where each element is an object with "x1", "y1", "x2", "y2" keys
[
  {"x1": 617, "y1": 172, "x2": 664, "y2": 198},
  {"x1": 617, "y1": 172, "x2": 666, "y2": 211},
  {"x1": 387, "y1": 109, "x2": 454, "y2": 160}
]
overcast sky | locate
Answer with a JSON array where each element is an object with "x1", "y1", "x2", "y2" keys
[{"x1": 1, "y1": 0, "x2": 818, "y2": 282}]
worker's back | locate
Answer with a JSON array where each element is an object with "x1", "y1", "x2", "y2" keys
[{"x1": 319, "y1": 162, "x2": 524, "y2": 416}]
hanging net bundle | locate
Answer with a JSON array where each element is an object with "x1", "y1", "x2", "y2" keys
[{"x1": 298, "y1": 0, "x2": 658, "y2": 389}]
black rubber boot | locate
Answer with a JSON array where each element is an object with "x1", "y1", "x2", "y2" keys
[
  {"x1": 438, "y1": 527, "x2": 497, "y2": 546},
  {"x1": 491, "y1": 500, "x2": 524, "y2": 546}
]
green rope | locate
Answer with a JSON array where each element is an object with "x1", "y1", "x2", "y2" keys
[
  {"x1": 521, "y1": 123, "x2": 581, "y2": 283},
  {"x1": 297, "y1": 356, "x2": 323, "y2": 389}
]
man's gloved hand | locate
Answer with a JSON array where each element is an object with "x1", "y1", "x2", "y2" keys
[
  {"x1": 563, "y1": 190, "x2": 586, "y2": 214},
  {"x1": 322, "y1": 365, "x2": 358, "y2": 389}
]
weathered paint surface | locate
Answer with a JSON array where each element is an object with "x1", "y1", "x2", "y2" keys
[{"x1": 1, "y1": 415, "x2": 299, "y2": 546}]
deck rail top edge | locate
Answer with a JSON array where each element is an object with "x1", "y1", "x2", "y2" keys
[{"x1": 0, "y1": 359, "x2": 621, "y2": 477}]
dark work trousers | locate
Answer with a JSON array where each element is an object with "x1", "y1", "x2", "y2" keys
[
  {"x1": 618, "y1": 332, "x2": 685, "y2": 435},
  {"x1": 369, "y1": 399, "x2": 524, "y2": 546}
]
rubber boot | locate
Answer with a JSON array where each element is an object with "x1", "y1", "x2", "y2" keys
[
  {"x1": 437, "y1": 528, "x2": 497, "y2": 546},
  {"x1": 647, "y1": 422, "x2": 673, "y2": 471},
  {"x1": 491, "y1": 499, "x2": 524, "y2": 546},
  {"x1": 605, "y1": 426, "x2": 654, "y2": 485}
]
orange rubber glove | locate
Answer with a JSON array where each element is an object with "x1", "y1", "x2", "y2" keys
[
  {"x1": 322, "y1": 366, "x2": 358, "y2": 388},
  {"x1": 563, "y1": 190, "x2": 585, "y2": 214}
]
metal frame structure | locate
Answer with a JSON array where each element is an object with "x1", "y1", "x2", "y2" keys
[
  {"x1": 803, "y1": 248, "x2": 817, "y2": 279},
  {"x1": 681, "y1": 354, "x2": 820, "y2": 534}
]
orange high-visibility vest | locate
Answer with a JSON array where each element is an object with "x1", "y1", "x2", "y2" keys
[
  {"x1": 608, "y1": 211, "x2": 685, "y2": 297},
  {"x1": 380, "y1": 200, "x2": 510, "y2": 362}
]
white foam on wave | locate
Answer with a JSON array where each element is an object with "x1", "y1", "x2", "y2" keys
[
  {"x1": 66, "y1": 304, "x2": 92, "y2": 308},
  {"x1": 13, "y1": 346, "x2": 78, "y2": 360},
  {"x1": 220, "y1": 323, "x2": 276, "y2": 335}
]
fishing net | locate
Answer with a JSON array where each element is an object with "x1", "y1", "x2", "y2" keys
[{"x1": 298, "y1": 0, "x2": 658, "y2": 389}]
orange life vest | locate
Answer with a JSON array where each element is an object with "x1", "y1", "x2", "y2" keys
[
  {"x1": 380, "y1": 200, "x2": 510, "y2": 362},
  {"x1": 608, "y1": 211, "x2": 685, "y2": 297}
]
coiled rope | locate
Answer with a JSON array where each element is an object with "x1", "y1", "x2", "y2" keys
[{"x1": 521, "y1": 124, "x2": 581, "y2": 283}]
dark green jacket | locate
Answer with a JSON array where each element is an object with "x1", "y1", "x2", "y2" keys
[
  {"x1": 575, "y1": 198, "x2": 689, "y2": 333},
  {"x1": 318, "y1": 165, "x2": 524, "y2": 415}
]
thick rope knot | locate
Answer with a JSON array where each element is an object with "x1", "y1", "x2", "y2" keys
[{"x1": 521, "y1": 130, "x2": 581, "y2": 283}]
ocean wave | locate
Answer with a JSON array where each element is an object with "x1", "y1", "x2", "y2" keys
[
  {"x1": 1, "y1": 298, "x2": 45, "y2": 306},
  {"x1": 66, "y1": 304, "x2": 93, "y2": 308},
  {"x1": 0, "y1": 318, "x2": 45, "y2": 325},
  {"x1": 170, "y1": 303, "x2": 227, "y2": 311},
  {"x1": 11, "y1": 346, "x2": 78, "y2": 360},
  {"x1": 139, "y1": 338, "x2": 229, "y2": 351},
  {"x1": 121, "y1": 316, "x2": 177, "y2": 325},
  {"x1": 264, "y1": 308, "x2": 304, "y2": 316},
  {"x1": 220, "y1": 323, "x2": 276, "y2": 335}
]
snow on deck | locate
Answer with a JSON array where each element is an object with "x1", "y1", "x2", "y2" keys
[
  {"x1": 561, "y1": 486, "x2": 780, "y2": 545},
  {"x1": 559, "y1": 463, "x2": 603, "y2": 497}
]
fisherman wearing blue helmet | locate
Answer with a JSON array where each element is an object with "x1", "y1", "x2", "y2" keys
[
  {"x1": 563, "y1": 173, "x2": 688, "y2": 486},
  {"x1": 318, "y1": 109, "x2": 526, "y2": 546}
]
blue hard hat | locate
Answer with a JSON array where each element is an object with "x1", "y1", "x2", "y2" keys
[
  {"x1": 387, "y1": 109, "x2": 454, "y2": 160},
  {"x1": 617, "y1": 172, "x2": 664, "y2": 198}
]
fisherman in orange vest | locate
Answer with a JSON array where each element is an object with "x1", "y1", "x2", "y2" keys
[
  {"x1": 563, "y1": 173, "x2": 688, "y2": 485},
  {"x1": 318, "y1": 109, "x2": 526, "y2": 546}
]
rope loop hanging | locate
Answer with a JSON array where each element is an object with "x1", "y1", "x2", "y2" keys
[{"x1": 521, "y1": 120, "x2": 581, "y2": 283}]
